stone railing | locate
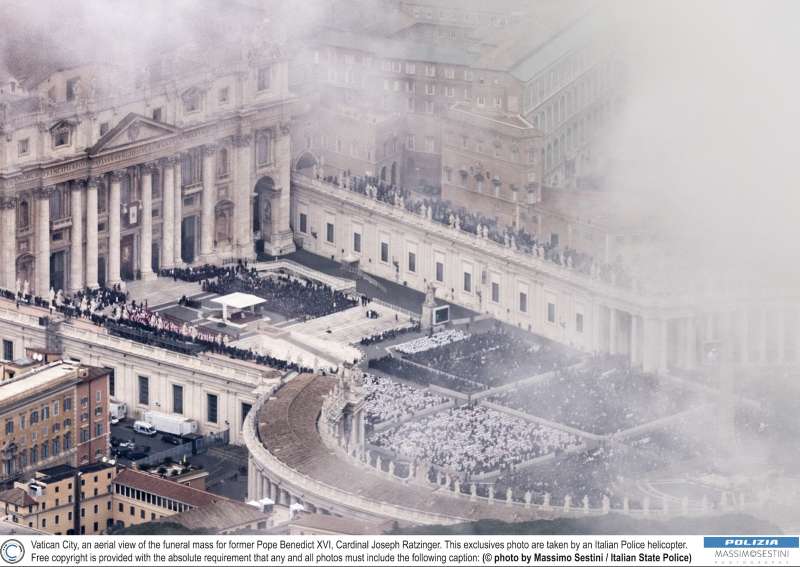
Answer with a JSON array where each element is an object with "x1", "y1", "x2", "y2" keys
[
  {"x1": 319, "y1": 372, "x2": 757, "y2": 519},
  {"x1": 243, "y1": 386, "x2": 469, "y2": 525},
  {"x1": 253, "y1": 258, "x2": 356, "y2": 292},
  {"x1": 0, "y1": 300, "x2": 264, "y2": 387},
  {"x1": 294, "y1": 174, "x2": 646, "y2": 305}
]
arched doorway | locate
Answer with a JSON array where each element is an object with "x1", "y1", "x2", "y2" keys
[
  {"x1": 390, "y1": 162, "x2": 397, "y2": 186},
  {"x1": 253, "y1": 176, "x2": 276, "y2": 244},
  {"x1": 380, "y1": 166, "x2": 387, "y2": 182},
  {"x1": 295, "y1": 152, "x2": 318, "y2": 173}
]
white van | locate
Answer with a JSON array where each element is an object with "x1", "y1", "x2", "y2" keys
[{"x1": 133, "y1": 421, "x2": 157, "y2": 437}]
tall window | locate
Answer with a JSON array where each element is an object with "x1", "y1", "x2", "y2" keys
[
  {"x1": 435, "y1": 261, "x2": 444, "y2": 283},
  {"x1": 66, "y1": 77, "x2": 80, "y2": 102},
  {"x1": 299, "y1": 213, "x2": 307, "y2": 234},
  {"x1": 576, "y1": 313, "x2": 584, "y2": 333},
  {"x1": 547, "y1": 302, "x2": 556, "y2": 323},
  {"x1": 2, "y1": 339, "x2": 12, "y2": 361},
  {"x1": 207, "y1": 394, "x2": 218, "y2": 424},
  {"x1": 463, "y1": 271, "x2": 472, "y2": 293},
  {"x1": 217, "y1": 148, "x2": 229, "y2": 177},
  {"x1": 172, "y1": 384, "x2": 184, "y2": 415},
  {"x1": 257, "y1": 66, "x2": 272, "y2": 91},
  {"x1": 408, "y1": 251, "x2": 416, "y2": 273},
  {"x1": 519, "y1": 292, "x2": 528, "y2": 313},
  {"x1": 325, "y1": 222, "x2": 334, "y2": 244},
  {"x1": 256, "y1": 131, "x2": 272, "y2": 165},
  {"x1": 380, "y1": 241, "x2": 389, "y2": 263},
  {"x1": 353, "y1": 232, "x2": 361, "y2": 253},
  {"x1": 18, "y1": 138, "x2": 29, "y2": 156},
  {"x1": 138, "y1": 376, "x2": 149, "y2": 406},
  {"x1": 491, "y1": 282, "x2": 500, "y2": 303}
]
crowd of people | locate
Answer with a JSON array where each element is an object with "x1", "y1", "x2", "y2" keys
[
  {"x1": 393, "y1": 329, "x2": 470, "y2": 355},
  {"x1": 399, "y1": 330, "x2": 577, "y2": 391},
  {"x1": 368, "y1": 404, "x2": 581, "y2": 478},
  {"x1": 4, "y1": 278, "x2": 316, "y2": 374},
  {"x1": 368, "y1": 355, "x2": 487, "y2": 393},
  {"x1": 493, "y1": 428, "x2": 711, "y2": 509},
  {"x1": 203, "y1": 268, "x2": 357, "y2": 320},
  {"x1": 312, "y1": 171, "x2": 632, "y2": 288},
  {"x1": 362, "y1": 373, "x2": 448, "y2": 426},
  {"x1": 489, "y1": 365, "x2": 699, "y2": 435},
  {"x1": 359, "y1": 321, "x2": 421, "y2": 346}
]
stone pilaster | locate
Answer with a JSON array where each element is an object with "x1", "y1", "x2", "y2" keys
[
  {"x1": 34, "y1": 186, "x2": 54, "y2": 295},
  {"x1": 107, "y1": 170, "x2": 124, "y2": 285},
  {"x1": 199, "y1": 144, "x2": 216, "y2": 261},
  {"x1": 139, "y1": 163, "x2": 156, "y2": 280},
  {"x1": 233, "y1": 134, "x2": 254, "y2": 258},
  {"x1": 69, "y1": 181, "x2": 85, "y2": 292},
  {"x1": 173, "y1": 154, "x2": 184, "y2": 265},
  {"x1": 85, "y1": 177, "x2": 99, "y2": 289},
  {"x1": 0, "y1": 196, "x2": 17, "y2": 291},
  {"x1": 160, "y1": 157, "x2": 176, "y2": 269},
  {"x1": 262, "y1": 124, "x2": 295, "y2": 256}
]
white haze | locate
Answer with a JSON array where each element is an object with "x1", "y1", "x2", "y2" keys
[{"x1": 1, "y1": 0, "x2": 797, "y2": 527}]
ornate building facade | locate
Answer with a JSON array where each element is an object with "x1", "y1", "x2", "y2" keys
[{"x1": 0, "y1": 40, "x2": 295, "y2": 295}]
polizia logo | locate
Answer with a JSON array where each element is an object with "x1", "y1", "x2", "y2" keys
[{"x1": 0, "y1": 539, "x2": 24, "y2": 564}]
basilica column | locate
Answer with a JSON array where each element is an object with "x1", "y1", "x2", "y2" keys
[
  {"x1": 630, "y1": 314, "x2": 640, "y2": 367},
  {"x1": 199, "y1": 144, "x2": 216, "y2": 261},
  {"x1": 107, "y1": 171, "x2": 123, "y2": 286},
  {"x1": 35, "y1": 186, "x2": 52, "y2": 295},
  {"x1": 0, "y1": 197, "x2": 17, "y2": 291},
  {"x1": 684, "y1": 316, "x2": 697, "y2": 370},
  {"x1": 69, "y1": 181, "x2": 85, "y2": 292},
  {"x1": 659, "y1": 318, "x2": 669, "y2": 374},
  {"x1": 139, "y1": 164, "x2": 155, "y2": 280},
  {"x1": 608, "y1": 306, "x2": 617, "y2": 355},
  {"x1": 160, "y1": 158, "x2": 175, "y2": 269},
  {"x1": 173, "y1": 154, "x2": 183, "y2": 265},
  {"x1": 777, "y1": 306, "x2": 786, "y2": 364},
  {"x1": 85, "y1": 178, "x2": 99, "y2": 289},
  {"x1": 233, "y1": 134, "x2": 253, "y2": 257}
]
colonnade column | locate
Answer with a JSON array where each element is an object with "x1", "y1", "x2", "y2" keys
[
  {"x1": 659, "y1": 318, "x2": 669, "y2": 374},
  {"x1": 608, "y1": 306, "x2": 617, "y2": 355},
  {"x1": 233, "y1": 134, "x2": 253, "y2": 257},
  {"x1": 35, "y1": 186, "x2": 52, "y2": 295},
  {"x1": 592, "y1": 302, "x2": 602, "y2": 354},
  {"x1": 139, "y1": 164, "x2": 155, "y2": 280},
  {"x1": 173, "y1": 154, "x2": 183, "y2": 265},
  {"x1": 107, "y1": 171, "x2": 123, "y2": 285},
  {"x1": 738, "y1": 309, "x2": 749, "y2": 364},
  {"x1": 0, "y1": 197, "x2": 17, "y2": 291},
  {"x1": 630, "y1": 314, "x2": 640, "y2": 367},
  {"x1": 85, "y1": 178, "x2": 99, "y2": 289},
  {"x1": 160, "y1": 158, "x2": 175, "y2": 269},
  {"x1": 69, "y1": 181, "x2": 84, "y2": 292},
  {"x1": 684, "y1": 316, "x2": 697, "y2": 370},
  {"x1": 199, "y1": 144, "x2": 216, "y2": 261},
  {"x1": 777, "y1": 307, "x2": 786, "y2": 363}
]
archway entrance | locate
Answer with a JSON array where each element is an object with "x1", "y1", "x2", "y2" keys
[
  {"x1": 50, "y1": 251, "x2": 66, "y2": 291},
  {"x1": 253, "y1": 176, "x2": 276, "y2": 243},
  {"x1": 181, "y1": 216, "x2": 197, "y2": 264},
  {"x1": 390, "y1": 161, "x2": 397, "y2": 185},
  {"x1": 295, "y1": 152, "x2": 318, "y2": 173}
]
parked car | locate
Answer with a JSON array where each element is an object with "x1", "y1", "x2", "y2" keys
[
  {"x1": 133, "y1": 421, "x2": 157, "y2": 437},
  {"x1": 161, "y1": 434, "x2": 184, "y2": 445}
]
